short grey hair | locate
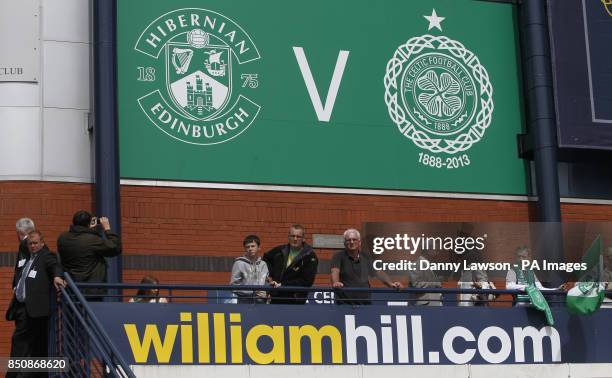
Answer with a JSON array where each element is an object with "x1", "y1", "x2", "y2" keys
[
  {"x1": 343, "y1": 228, "x2": 361, "y2": 240},
  {"x1": 16, "y1": 218, "x2": 35, "y2": 234}
]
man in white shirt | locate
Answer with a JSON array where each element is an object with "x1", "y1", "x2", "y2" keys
[{"x1": 505, "y1": 246, "x2": 557, "y2": 306}]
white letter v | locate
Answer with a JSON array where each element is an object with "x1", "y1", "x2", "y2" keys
[{"x1": 293, "y1": 46, "x2": 349, "y2": 122}]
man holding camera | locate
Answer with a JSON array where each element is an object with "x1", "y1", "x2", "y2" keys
[{"x1": 57, "y1": 210, "x2": 122, "y2": 300}]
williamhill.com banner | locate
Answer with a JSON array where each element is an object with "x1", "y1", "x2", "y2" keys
[
  {"x1": 117, "y1": 0, "x2": 529, "y2": 195},
  {"x1": 91, "y1": 303, "x2": 612, "y2": 365}
]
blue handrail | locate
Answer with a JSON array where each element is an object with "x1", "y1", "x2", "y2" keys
[
  {"x1": 75, "y1": 282, "x2": 582, "y2": 296},
  {"x1": 56, "y1": 273, "x2": 136, "y2": 378}
]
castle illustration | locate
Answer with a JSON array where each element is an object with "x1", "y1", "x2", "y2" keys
[{"x1": 185, "y1": 75, "x2": 214, "y2": 116}]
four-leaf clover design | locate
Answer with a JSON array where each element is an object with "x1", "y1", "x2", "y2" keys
[{"x1": 416, "y1": 70, "x2": 462, "y2": 118}]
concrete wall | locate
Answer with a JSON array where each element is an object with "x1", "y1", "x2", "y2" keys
[
  {"x1": 0, "y1": 0, "x2": 93, "y2": 182},
  {"x1": 131, "y1": 363, "x2": 612, "y2": 378}
]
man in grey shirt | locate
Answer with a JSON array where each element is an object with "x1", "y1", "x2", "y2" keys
[{"x1": 331, "y1": 228, "x2": 402, "y2": 305}]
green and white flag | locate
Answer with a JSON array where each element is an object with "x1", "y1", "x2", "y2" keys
[
  {"x1": 567, "y1": 282, "x2": 605, "y2": 315},
  {"x1": 566, "y1": 235, "x2": 605, "y2": 315},
  {"x1": 512, "y1": 264, "x2": 554, "y2": 325},
  {"x1": 526, "y1": 282, "x2": 554, "y2": 326}
]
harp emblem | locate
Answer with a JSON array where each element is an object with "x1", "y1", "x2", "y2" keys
[{"x1": 171, "y1": 48, "x2": 194, "y2": 75}]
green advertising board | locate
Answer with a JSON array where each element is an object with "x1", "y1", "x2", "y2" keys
[{"x1": 118, "y1": 0, "x2": 529, "y2": 195}]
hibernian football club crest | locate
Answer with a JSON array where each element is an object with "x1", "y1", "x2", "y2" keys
[
  {"x1": 384, "y1": 9, "x2": 494, "y2": 168},
  {"x1": 134, "y1": 9, "x2": 261, "y2": 145}
]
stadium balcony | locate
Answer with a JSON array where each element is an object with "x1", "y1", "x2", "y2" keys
[{"x1": 48, "y1": 274, "x2": 612, "y2": 377}]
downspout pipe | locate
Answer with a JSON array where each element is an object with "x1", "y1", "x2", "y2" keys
[
  {"x1": 93, "y1": 0, "x2": 122, "y2": 295},
  {"x1": 519, "y1": 0, "x2": 563, "y2": 284}
]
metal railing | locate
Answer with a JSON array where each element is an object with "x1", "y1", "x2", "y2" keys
[
  {"x1": 53, "y1": 273, "x2": 136, "y2": 378},
  {"x1": 74, "y1": 282, "x2": 605, "y2": 306},
  {"x1": 48, "y1": 281, "x2": 610, "y2": 375}
]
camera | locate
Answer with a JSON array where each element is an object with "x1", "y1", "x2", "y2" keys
[{"x1": 90, "y1": 217, "x2": 98, "y2": 227}]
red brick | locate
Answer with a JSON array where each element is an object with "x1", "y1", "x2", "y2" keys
[{"x1": 2, "y1": 181, "x2": 612, "y2": 357}]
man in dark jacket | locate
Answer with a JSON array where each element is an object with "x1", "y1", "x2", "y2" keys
[
  {"x1": 263, "y1": 224, "x2": 318, "y2": 304},
  {"x1": 57, "y1": 210, "x2": 122, "y2": 300},
  {"x1": 13, "y1": 218, "x2": 35, "y2": 288},
  {"x1": 6, "y1": 231, "x2": 65, "y2": 369}
]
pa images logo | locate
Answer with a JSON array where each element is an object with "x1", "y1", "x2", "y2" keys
[
  {"x1": 134, "y1": 8, "x2": 261, "y2": 145},
  {"x1": 384, "y1": 10, "x2": 494, "y2": 169}
]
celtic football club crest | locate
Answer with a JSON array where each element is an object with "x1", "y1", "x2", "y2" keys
[
  {"x1": 384, "y1": 9, "x2": 494, "y2": 163},
  {"x1": 134, "y1": 9, "x2": 261, "y2": 145}
]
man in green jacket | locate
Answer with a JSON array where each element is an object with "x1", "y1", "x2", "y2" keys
[{"x1": 57, "y1": 210, "x2": 122, "y2": 300}]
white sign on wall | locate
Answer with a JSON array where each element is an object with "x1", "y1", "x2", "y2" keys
[{"x1": 0, "y1": 0, "x2": 40, "y2": 82}]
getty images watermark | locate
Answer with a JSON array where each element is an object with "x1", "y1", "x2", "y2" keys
[{"x1": 368, "y1": 228, "x2": 588, "y2": 274}]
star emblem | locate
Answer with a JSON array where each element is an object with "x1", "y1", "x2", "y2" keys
[{"x1": 424, "y1": 9, "x2": 445, "y2": 31}]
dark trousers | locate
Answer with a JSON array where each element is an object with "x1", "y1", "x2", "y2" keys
[
  {"x1": 236, "y1": 296, "x2": 267, "y2": 304},
  {"x1": 336, "y1": 298, "x2": 372, "y2": 306},
  {"x1": 7, "y1": 302, "x2": 49, "y2": 378},
  {"x1": 269, "y1": 292, "x2": 307, "y2": 305}
]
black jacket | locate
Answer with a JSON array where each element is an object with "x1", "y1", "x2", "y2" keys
[
  {"x1": 11, "y1": 238, "x2": 30, "y2": 289},
  {"x1": 263, "y1": 243, "x2": 318, "y2": 304},
  {"x1": 6, "y1": 246, "x2": 63, "y2": 320},
  {"x1": 57, "y1": 225, "x2": 121, "y2": 296}
]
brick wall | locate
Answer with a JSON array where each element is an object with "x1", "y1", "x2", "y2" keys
[
  {"x1": 1, "y1": 181, "x2": 612, "y2": 358},
  {"x1": 0, "y1": 267, "x2": 13, "y2": 358},
  {"x1": 120, "y1": 185, "x2": 535, "y2": 256}
]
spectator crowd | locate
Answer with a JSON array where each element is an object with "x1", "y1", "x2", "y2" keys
[{"x1": 5, "y1": 213, "x2": 612, "y2": 367}]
